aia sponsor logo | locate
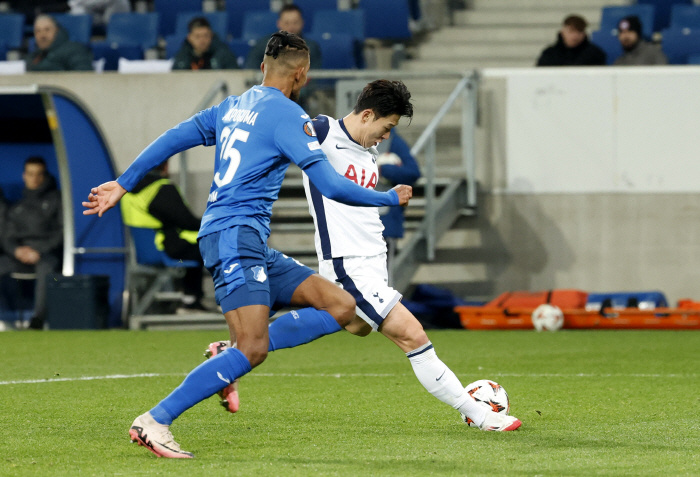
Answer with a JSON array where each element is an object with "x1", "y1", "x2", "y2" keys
[{"x1": 344, "y1": 165, "x2": 377, "y2": 189}]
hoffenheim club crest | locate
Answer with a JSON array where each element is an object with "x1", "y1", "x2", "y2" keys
[{"x1": 251, "y1": 266, "x2": 267, "y2": 283}]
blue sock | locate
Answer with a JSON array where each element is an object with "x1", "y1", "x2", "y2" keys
[
  {"x1": 268, "y1": 308, "x2": 342, "y2": 352},
  {"x1": 150, "y1": 347, "x2": 251, "y2": 425}
]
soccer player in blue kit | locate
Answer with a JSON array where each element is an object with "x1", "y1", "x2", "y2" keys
[{"x1": 82, "y1": 31, "x2": 412, "y2": 458}]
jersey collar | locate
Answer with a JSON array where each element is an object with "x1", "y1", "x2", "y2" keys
[{"x1": 338, "y1": 118, "x2": 364, "y2": 148}]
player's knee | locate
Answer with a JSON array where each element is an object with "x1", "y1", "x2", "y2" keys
[
  {"x1": 247, "y1": 348, "x2": 268, "y2": 368},
  {"x1": 335, "y1": 292, "x2": 357, "y2": 327},
  {"x1": 344, "y1": 317, "x2": 372, "y2": 337}
]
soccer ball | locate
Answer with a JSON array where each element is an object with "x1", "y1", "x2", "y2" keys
[
  {"x1": 531, "y1": 304, "x2": 564, "y2": 332},
  {"x1": 460, "y1": 379, "x2": 510, "y2": 427}
]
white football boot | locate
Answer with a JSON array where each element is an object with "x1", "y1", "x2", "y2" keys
[
  {"x1": 129, "y1": 412, "x2": 193, "y2": 458},
  {"x1": 479, "y1": 410, "x2": 522, "y2": 432},
  {"x1": 204, "y1": 340, "x2": 239, "y2": 413}
]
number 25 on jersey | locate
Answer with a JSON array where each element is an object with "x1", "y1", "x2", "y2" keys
[{"x1": 214, "y1": 127, "x2": 249, "y2": 188}]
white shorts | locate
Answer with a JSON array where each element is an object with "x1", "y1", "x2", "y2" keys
[{"x1": 319, "y1": 253, "x2": 402, "y2": 331}]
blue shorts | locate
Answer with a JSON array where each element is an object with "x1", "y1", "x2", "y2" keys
[{"x1": 199, "y1": 225, "x2": 315, "y2": 313}]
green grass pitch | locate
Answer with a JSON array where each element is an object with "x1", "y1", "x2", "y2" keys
[{"x1": 0, "y1": 329, "x2": 698, "y2": 476}]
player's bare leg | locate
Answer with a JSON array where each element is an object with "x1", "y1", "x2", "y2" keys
[
  {"x1": 377, "y1": 302, "x2": 521, "y2": 432},
  {"x1": 288, "y1": 274, "x2": 356, "y2": 326}
]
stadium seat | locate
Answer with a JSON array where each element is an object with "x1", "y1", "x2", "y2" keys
[
  {"x1": 91, "y1": 42, "x2": 143, "y2": 71},
  {"x1": 687, "y1": 53, "x2": 700, "y2": 64},
  {"x1": 358, "y1": 0, "x2": 411, "y2": 40},
  {"x1": 638, "y1": 0, "x2": 692, "y2": 32},
  {"x1": 127, "y1": 227, "x2": 199, "y2": 315},
  {"x1": 294, "y1": 0, "x2": 336, "y2": 33},
  {"x1": 306, "y1": 33, "x2": 357, "y2": 69},
  {"x1": 241, "y1": 11, "x2": 278, "y2": 42},
  {"x1": 661, "y1": 27, "x2": 700, "y2": 64},
  {"x1": 669, "y1": 4, "x2": 700, "y2": 30},
  {"x1": 175, "y1": 11, "x2": 228, "y2": 39},
  {"x1": 0, "y1": 13, "x2": 25, "y2": 50},
  {"x1": 0, "y1": 41, "x2": 6, "y2": 62},
  {"x1": 106, "y1": 12, "x2": 159, "y2": 50},
  {"x1": 53, "y1": 13, "x2": 92, "y2": 45},
  {"x1": 228, "y1": 38, "x2": 254, "y2": 68},
  {"x1": 600, "y1": 5, "x2": 655, "y2": 39},
  {"x1": 225, "y1": 0, "x2": 270, "y2": 40},
  {"x1": 311, "y1": 10, "x2": 365, "y2": 42},
  {"x1": 154, "y1": 0, "x2": 202, "y2": 38},
  {"x1": 590, "y1": 29, "x2": 623, "y2": 65}
]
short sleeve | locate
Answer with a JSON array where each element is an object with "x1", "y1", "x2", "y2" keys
[
  {"x1": 191, "y1": 102, "x2": 221, "y2": 147},
  {"x1": 273, "y1": 105, "x2": 326, "y2": 170}
]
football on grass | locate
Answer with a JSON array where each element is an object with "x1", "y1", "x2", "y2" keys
[
  {"x1": 531, "y1": 304, "x2": 565, "y2": 331},
  {"x1": 460, "y1": 379, "x2": 510, "y2": 427}
]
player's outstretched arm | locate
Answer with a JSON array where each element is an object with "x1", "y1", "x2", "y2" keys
[
  {"x1": 82, "y1": 181, "x2": 127, "y2": 217},
  {"x1": 304, "y1": 160, "x2": 412, "y2": 207}
]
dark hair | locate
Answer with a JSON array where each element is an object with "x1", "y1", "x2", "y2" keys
[
  {"x1": 563, "y1": 15, "x2": 587, "y2": 32},
  {"x1": 265, "y1": 30, "x2": 308, "y2": 60},
  {"x1": 353, "y1": 80, "x2": 413, "y2": 121},
  {"x1": 188, "y1": 16, "x2": 211, "y2": 33},
  {"x1": 279, "y1": 4, "x2": 303, "y2": 18},
  {"x1": 24, "y1": 156, "x2": 47, "y2": 169}
]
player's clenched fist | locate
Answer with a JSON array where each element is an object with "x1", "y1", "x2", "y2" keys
[
  {"x1": 82, "y1": 180, "x2": 127, "y2": 217},
  {"x1": 392, "y1": 184, "x2": 412, "y2": 206}
]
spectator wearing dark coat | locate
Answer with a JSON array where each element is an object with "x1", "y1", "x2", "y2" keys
[
  {"x1": 244, "y1": 4, "x2": 321, "y2": 70},
  {"x1": 537, "y1": 15, "x2": 606, "y2": 66},
  {"x1": 614, "y1": 16, "x2": 667, "y2": 66},
  {"x1": 173, "y1": 17, "x2": 238, "y2": 70},
  {"x1": 0, "y1": 157, "x2": 63, "y2": 327},
  {"x1": 26, "y1": 14, "x2": 93, "y2": 71}
]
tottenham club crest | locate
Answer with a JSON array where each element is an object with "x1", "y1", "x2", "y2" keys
[{"x1": 251, "y1": 265, "x2": 267, "y2": 283}]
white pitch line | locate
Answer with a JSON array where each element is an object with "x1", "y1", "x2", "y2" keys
[{"x1": 0, "y1": 371, "x2": 697, "y2": 386}]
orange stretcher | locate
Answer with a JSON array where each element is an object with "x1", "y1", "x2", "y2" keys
[{"x1": 454, "y1": 292, "x2": 700, "y2": 330}]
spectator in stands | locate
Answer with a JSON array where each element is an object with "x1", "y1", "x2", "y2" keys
[
  {"x1": 614, "y1": 16, "x2": 667, "y2": 66},
  {"x1": 537, "y1": 15, "x2": 606, "y2": 66},
  {"x1": 376, "y1": 131, "x2": 421, "y2": 284},
  {"x1": 120, "y1": 161, "x2": 209, "y2": 313},
  {"x1": 26, "y1": 14, "x2": 93, "y2": 71},
  {"x1": 0, "y1": 157, "x2": 63, "y2": 329},
  {"x1": 244, "y1": 4, "x2": 321, "y2": 70},
  {"x1": 173, "y1": 17, "x2": 239, "y2": 71},
  {"x1": 68, "y1": 0, "x2": 130, "y2": 29}
]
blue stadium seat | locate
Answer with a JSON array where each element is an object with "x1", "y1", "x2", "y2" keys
[
  {"x1": 129, "y1": 227, "x2": 199, "y2": 268},
  {"x1": 294, "y1": 0, "x2": 335, "y2": 33},
  {"x1": 228, "y1": 38, "x2": 254, "y2": 68},
  {"x1": 590, "y1": 29, "x2": 623, "y2": 65},
  {"x1": 91, "y1": 42, "x2": 144, "y2": 70},
  {"x1": 53, "y1": 14, "x2": 92, "y2": 45},
  {"x1": 154, "y1": 0, "x2": 202, "y2": 38},
  {"x1": 687, "y1": 53, "x2": 700, "y2": 64},
  {"x1": 0, "y1": 41, "x2": 6, "y2": 61},
  {"x1": 242, "y1": 11, "x2": 278, "y2": 42},
  {"x1": 306, "y1": 33, "x2": 357, "y2": 69},
  {"x1": 638, "y1": 0, "x2": 692, "y2": 32},
  {"x1": 661, "y1": 27, "x2": 700, "y2": 63},
  {"x1": 600, "y1": 5, "x2": 655, "y2": 39},
  {"x1": 311, "y1": 10, "x2": 365, "y2": 42},
  {"x1": 106, "y1": 12, "x2": 159, "y2": 50},
  {"x1": 358, "y1": 0, "x2": 411, "y2": 40},
  {"x1": 175, "y1": 11, "x2": 228, "y2": 39},
  {"x1": 670, "y1": 4, "x2": 700, "y2": 29},
  {"x1": 165, "y1": 34, "x2": 186, "y2": 59},
  {"x1": 0, "y1": 13, "x2": 25, "y2": 50},
  {"x1": 225, "y1": 0, "x2": 270, "y2": 39}
]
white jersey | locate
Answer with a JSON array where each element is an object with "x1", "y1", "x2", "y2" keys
[{"x1": 302, "y1": 115, "x2": 386, "y2": 260}]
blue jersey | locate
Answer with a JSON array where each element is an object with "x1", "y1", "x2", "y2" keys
[
  {"x1": 117, "y1": 86, "x2": 399, "y2": 242},
  {"x1": 194, "y1": 86, "x2": 324, "y2": 240}
]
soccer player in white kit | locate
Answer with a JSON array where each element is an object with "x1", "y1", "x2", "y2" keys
[{"x1": 208, "y1": 80, "x2": 521, "y2": 431}]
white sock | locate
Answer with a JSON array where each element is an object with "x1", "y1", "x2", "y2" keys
[{"x1": 406, "y1": 342, "x2": 487, "y2": 426}]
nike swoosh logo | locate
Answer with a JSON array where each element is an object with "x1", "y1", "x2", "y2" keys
[
  {"x1": 335, "y1": 144, "x2": 350, "y2": 150},
  {"x1": 436, "y1": 369, "x2": 446, "y2": 381},
  {"x1": 224, "y1": 263, "x2": 239, "y2": 274},
  {"x1": 217, "y1": 372, "x2": 231, "y2": 384}
]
